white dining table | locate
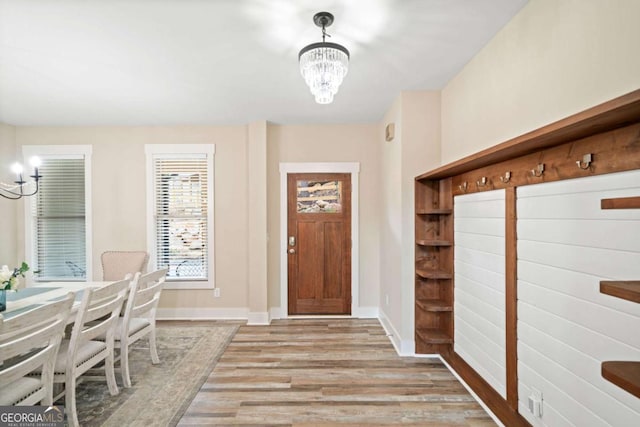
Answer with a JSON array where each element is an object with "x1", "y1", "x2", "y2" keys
[{"x1": 3, "y1": 281, "x2": 112, "y2": 321}]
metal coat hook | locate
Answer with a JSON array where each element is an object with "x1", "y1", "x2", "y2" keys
[
  {"x1": 576, "y1": 153, "x2": 592, "y2": 170},
  {"x1": 500, "y1": 171, "x2": 511, "y2": 183},
  {"x1": 459, "y1": 181, "x2": 468, "y2": 192},
  {"x1": 531, "y1": 163, "x2": 545, "y2": 177},
  {"x1": 476, "y1": 176, "x2": 488, "y2": 187}
]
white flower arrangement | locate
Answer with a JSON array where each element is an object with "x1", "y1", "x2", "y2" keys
[{"x1": 1, "y1": 262, "x2": 29, "y2": 291}]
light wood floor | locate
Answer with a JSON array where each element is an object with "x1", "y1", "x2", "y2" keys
[{"x1": 179, "y1": 319, "x2": 495, "y2": 426}]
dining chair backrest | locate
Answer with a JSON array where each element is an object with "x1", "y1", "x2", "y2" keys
[
  {"x1": 101, "y1": 251, "x2": 149, "y2": 281},
  {"x1": 0, "y1": 294, "x2": 74, "y2": 405},
  {"x1": 67, "y1": 279, "x2": 129, "y2": 360},
  {"x1": 123, "y1": 269, "x2": 167, "y2": 323},
  {"x1": 114, "y1": 268, "x2": 167, "y2": 388}
]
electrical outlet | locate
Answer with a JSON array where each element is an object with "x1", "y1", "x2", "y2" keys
[
  {"x1": 213, "y1": 288, "x2": 221, "y2": 298},
  {"x1": 528, "y1": 388, "x2": 543, "y2": 418}
]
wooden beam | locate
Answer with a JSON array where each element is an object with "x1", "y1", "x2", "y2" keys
[{"x1": 451, "y1": 123, "x2": 640, "y2": 196}]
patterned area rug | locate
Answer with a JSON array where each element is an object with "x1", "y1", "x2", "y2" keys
[{"x1": 70, "y1": 324, "x2": 238, "y2": 427}]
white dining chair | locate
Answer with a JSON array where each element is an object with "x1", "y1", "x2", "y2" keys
[
  {"x1": 101, "y1": 250, "x2": 149, "y2": 281},
  {"x1": 0, "y1": 294, "x2": 74, "y2": 406},
  {"x1": 108, "y1": 268, "x2": 167, "y2": 388},
  {"x1": 51, "y1": 279, "x2": 129, "y2": 427}
]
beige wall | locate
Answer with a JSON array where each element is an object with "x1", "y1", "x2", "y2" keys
[
  {"x1": 0, "y1": 123, "x2": 18, "y2": 266},
  {"x1": 266, "y1": 123, "x2": 381, "y2": 312},
  {"x1": 12, "y1": 122, "x2": 384, "y2": 318},
  {"x1": 379, "y1": 96, "x2": 403, "y2": 337},
  {"x1": 378, "y1": 92, "x2": 441, "y2": 353},
  {"x1": 441, "y1": 0, "x2": 640, "y2": 163},
  {"x1": 247, "y1": 121, "x2": 268, "y2": 322},
  {"x1": 15, "y1": 126, "x2": 250, "y2": 311},
  {"x1": 400, "y1": 92, "x2": 441, "y2": 346}
]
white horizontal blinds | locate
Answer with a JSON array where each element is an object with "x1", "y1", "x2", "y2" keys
[
  {"x1": 153, "y1": 155, "x2": 208, "y2": 280},
  {"x1": 32, "y1": 157, "x2": 86, "y2": 280}
]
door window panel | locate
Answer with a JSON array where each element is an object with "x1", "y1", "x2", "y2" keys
[{"x1": 296, "y1": 180, "x2": 342, "y2": 213}]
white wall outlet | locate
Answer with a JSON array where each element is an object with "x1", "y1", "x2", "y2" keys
[
  {"x1": 213, "y1": 288, "x2": 221, "y2": 298},
  {"x1": 528, "y1": 388, "x2": 543, "y2": 418}
]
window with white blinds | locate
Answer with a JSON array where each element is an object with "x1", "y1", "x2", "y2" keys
[
  {"x1": 23, "y1": 145, "x2": 92, "y2": 282},
  {"x1": 146, "y1": 145, "x2": 214, "y2": 286}
]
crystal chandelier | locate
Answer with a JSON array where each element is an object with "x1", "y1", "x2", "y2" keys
[
  {"x1": 0, "y1": 157, "x2": 42, "y2": 200},
  {"x1": 299, "y1": 12, "x2": 350, "y2": 104}
]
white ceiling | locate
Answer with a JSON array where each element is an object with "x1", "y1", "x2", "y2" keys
[{"x1": 0, "y1": 0, "x2": 528, "y2": 126}]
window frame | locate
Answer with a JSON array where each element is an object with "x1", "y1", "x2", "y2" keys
[
  {"x1": 22, "y1": 145, "x2": 93, "y2": 284},
  {"x1": 145, "y1": 144, "x2": 215, "y2": 289}
]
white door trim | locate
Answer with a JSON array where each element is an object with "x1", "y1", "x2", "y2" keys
[{"x1": 279, "y1": 162, "x2": 360, "y2": 318}]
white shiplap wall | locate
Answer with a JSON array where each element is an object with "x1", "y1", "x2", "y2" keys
[
  {"x1": 454, "y1": 189, "x2": 506, "y2": 398},
  {"x1": 517, "y1": 169, "x2": 640, "y2": 427}
]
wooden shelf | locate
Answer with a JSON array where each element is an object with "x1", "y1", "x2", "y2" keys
[
  {"x1": 416, "y1": 209, "x2": 452, "y2": 215},
  {"x1": 416, "y1": 239, "x2": 452, "y2": 247},
  {"x1": 601, "y1": 361, "x2": 640, "y2": 398},
  {"x1": 416, "y1": 299, "x2": 452, "y2": 312},
  {"x1": 601, "y1": 196, "x2": 640, "y2": 210},
  {"x1": 416, "y1": 269, "x2": 452, "y2": 280},
  {"x1": 415, "y1": 178, "x2": 453, "y2": 357},
  {"x1": 416, "y1": 328, "x2": 453, "y2": 344},
  {"x1": 600, "y1": 281, "x2": 640, "y2": 303}
]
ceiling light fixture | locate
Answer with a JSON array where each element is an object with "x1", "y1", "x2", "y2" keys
[{"x1": 299, "y1": 12, "x2": 350, "y2": 105}]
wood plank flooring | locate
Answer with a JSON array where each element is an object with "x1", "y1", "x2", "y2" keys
[
  {"x1": 179, "y1": 319, "x2": 495, "y2": 427},
  {"x1": 179, "y1": 319, "x2": 495, "y2": 426}
]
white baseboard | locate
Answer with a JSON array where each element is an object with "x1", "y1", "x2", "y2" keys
[
  {"x1": 156, "y1": 307, "x2": 248, "y2": 320},
  {"x1": 353, "y1": 306, "x2": 379, "y2": 318},
  {"x1": 269, "y1": 306, "x2": 284, "y2": 320},
  {"x1": 400, "y1": 337, "x2": 415, "y2": 355},
  {"x1": 378, "y1": 310, "x2": 402, "y2": 355},
  {"x1": 247, "y1": 311, "x2": 270, "y2": 325},
  {"x1": 378, "y1": 310, "x2": 414, "y2": 356}
]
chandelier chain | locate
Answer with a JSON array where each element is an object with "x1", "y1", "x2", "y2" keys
[{"x1": 322, "y1": 25, "x2": 331, "y2": 43}]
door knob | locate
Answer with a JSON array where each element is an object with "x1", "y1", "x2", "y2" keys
[{"x1": 288, "y1": 248, "x2": 296, "y2": 254}]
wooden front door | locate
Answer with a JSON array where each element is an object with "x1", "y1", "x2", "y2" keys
[{"x1": 287, "y1": 173, "x2": 351, "y2": 315}]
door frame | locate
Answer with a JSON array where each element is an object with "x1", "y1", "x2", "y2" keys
[{"x1": 279, "y1": 162, "x2": 360, "y2": 318}]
